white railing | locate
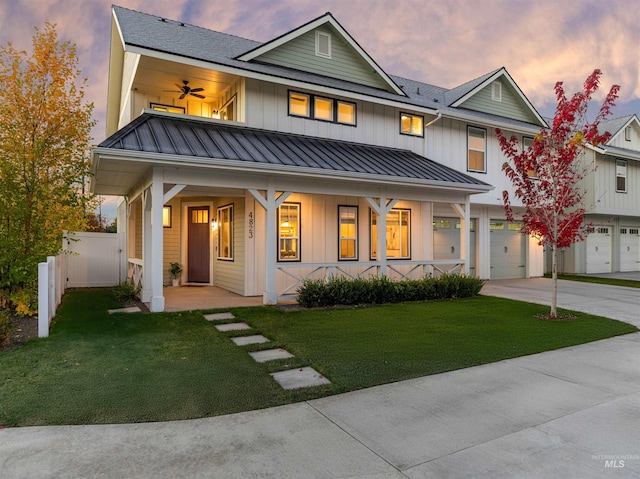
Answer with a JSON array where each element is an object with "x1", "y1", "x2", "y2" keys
[
  {"x1": 38, "y1": 252, "x2": 68, "y2": 337},
  {"x1": 276, "y1": 260, "x2": 466, "y2": 300},
  {"x1": 127, "y1": 258, "x2": 143, "y2": 290}
]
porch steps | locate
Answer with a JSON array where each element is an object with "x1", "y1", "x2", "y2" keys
[{"x1": 210, "y1": 312, "x2": 331, "y2": 390}]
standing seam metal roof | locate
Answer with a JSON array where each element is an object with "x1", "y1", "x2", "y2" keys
[{"x1": 98, "y1": 112, "x2": 491, "y2": 188}]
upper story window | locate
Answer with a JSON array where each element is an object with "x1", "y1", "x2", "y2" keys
[
  {"x1": 316, "y1": 31, "x2": 331, "y2": 58},
  {"x1": 492, "y1": 82, "x2": 502, "y2": 102},
  {"x1": 151, "y1": 103, "x2": 185, "y2": 114},
  {"x1": 400, "y1": 113, "x2": 424, "y2": 137},
  {"x1": 625, "y1": 126, "x2": 631, "y2": 141},
  {"x1": 523, "y1": 136, "x2": 537, "y2": 178},
  {"x1": 616, "y1": 159, "x2": 627, "y2": 193},
  {"x1": 468, "y1": 126, "x2": 487, "y2": 173},
  {"x1": 288, "y1": 91, "x2": 356, "y2": 126}
]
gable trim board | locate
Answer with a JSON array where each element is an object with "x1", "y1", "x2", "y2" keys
[{"x1": 235, "y1": 13, "x2": 405, "y2": 96}]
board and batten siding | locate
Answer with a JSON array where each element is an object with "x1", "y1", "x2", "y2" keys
[
  {"x1": 255, "y1": 26, "x2": 391, "y2": 91},
  {"x1": 213, "y1": 197, "x2": 245, "y2": 295},
  {"x1": 593, "y1": 154, "x2": 640, "y2": 215},
  {"x1": 607, "y1": 123, "x2": 640, "y2": 150},
  {"x1": 244, "y1": 79, "x2": 429, "y2": 152},
  {"x1": 458, "y1": 82, "x2": 539, "y2": 124}
]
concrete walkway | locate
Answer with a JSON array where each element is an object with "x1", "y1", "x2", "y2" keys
[{"x1": 1, "y1": 278, "x2": 639, "y2": 478}]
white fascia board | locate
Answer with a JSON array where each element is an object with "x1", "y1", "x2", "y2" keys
[
  {"x1": 92, "y1": 147, "x2": 493, "y2": 194},
  {"x1": 126, "y1": 45, "x2": 435, "y2": 115},
  {"x1": 606, "y1": 115, "x2": 640, "y2": 144},
  {"x1": 440, "y1": 109, "x2": 542, "y2": 135},
  {"x1": 451, "y1": 68, "x2": 547, "y2": 128},
  {"x1": 236, "y1": 15, "x2": 405, "y2": 96}
]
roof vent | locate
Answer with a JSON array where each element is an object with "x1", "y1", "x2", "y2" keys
[
  {"x1": 160, "y1": 18, "x2": 166, "y2": 22},
  {"x1": 433, "y1": 98, "x2": 439, "y2": 103},
  {"x1": 180, "y1": 22, "x2": 185, "y2": 27},
  {"x1": 416, "y1": 87, "x2": 421, "y2": 95}
]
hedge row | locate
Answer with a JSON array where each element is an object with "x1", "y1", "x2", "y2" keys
[{"x1": 296, "y1": 274, "x2": 485, "y2": 308}]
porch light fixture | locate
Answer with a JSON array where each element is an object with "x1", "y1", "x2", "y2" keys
[
  {"x1": 211, "y1": 219, "x2": 218, "y2": 230},
  {"x1": 211, "y1": 110, "x2": 221, "y2": 119}
]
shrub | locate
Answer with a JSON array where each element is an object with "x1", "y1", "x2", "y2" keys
[
  {"x1": 296, "y1": 274, "x2": 484, "y2": 308},
  {"x1": 10, "y1": 288, "x2": 37, "y2": 317},
  {"x1": 112, "y1": 279, "x2": 141, "y2": 304},
  {"x1": 0, "y1": 309, "x2": 13, "y2": 347}
]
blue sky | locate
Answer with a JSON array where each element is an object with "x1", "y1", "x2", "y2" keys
[{"x1": 3, "y1": 0, "x2": 639, "y2": 219}]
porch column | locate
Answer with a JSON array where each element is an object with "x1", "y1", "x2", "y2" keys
[
  {"x1": 451, "y1": 196, "x2": 471, "y2": 275},
  {"x1": 149, "y1": 167, "x2": 165, "y2": 312},
  {"x1": 365, "y1": 196, "x2": 397, "y2": 277},
  {"x1": 141, "y1": 188, "x2": 152, "y2": 303},
  {"x1": 249, "y1": 182, "x2": 291, "y2": 304}
]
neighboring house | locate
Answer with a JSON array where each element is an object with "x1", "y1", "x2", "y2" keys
[
  {"x1": 91, "y1": 6, "x2": 551, "y2": 312},
  {"x1": 557, "y1": 115, "x2": 640, "y2": 274}
]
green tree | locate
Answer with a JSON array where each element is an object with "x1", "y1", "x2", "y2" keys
[{"x1": 0, "y1": 22, "x2": 95, "y2": 300}]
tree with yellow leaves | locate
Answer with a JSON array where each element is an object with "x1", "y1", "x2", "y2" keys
[{"x1": 0, "y1": 22, "x2": 96, "y2": 309}]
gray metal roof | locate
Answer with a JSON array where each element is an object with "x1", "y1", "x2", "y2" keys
[
  {"x1": 98, "y1": 111, "x2": 492, "y2": 190},
  {"x1": 444, "y1": 68, "x2": 502, "y2": 106},
  {"x1": 598, "y1": 114, "x2": 636, "y2": 140}
]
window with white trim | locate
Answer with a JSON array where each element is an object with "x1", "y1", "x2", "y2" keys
[
  {"x1": 278, "y1": 203, "x2": 300, "y2": 261},
  {"x1": 371, "y1": 209, "x2": 410, "y2": 259},
  {"x1": 217, "y1": 204, "x2": 233, "y2": 260},
  {"x1": 400, "y1": 113, "x2": 424, "y2": 137},
  {"x1": 468, "y1": 126, "x2": 487, "y2": 172},
  {"x1": 316, "y1": 31, "x2": 331, "y2": 58},
  {"x1": 616, "y1": 159, "x2": 627, "y2": 192},
  {"x1": 625, "y1": 126, "x2": 631, "y2": 141},
  {"x1": 339, "y1": 206, "x2": 358, "y2": 260}
]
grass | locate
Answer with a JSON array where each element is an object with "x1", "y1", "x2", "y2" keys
[
  {"x1": 544, "y1": 273, "x2": 640, "y2": 289},
  {"x1": 0, "y1": 289, "x2": 636, "y2": 427}
]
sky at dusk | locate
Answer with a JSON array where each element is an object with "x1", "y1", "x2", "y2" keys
[{"x1": 2, "y1": 0, "x2": 639, "y2": 219}]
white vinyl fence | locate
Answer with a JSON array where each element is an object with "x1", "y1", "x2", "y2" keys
[{"x1": 37, "y1": 232, "x2": 125, "y2": 337}]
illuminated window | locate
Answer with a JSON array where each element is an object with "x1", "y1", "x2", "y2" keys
[
  {"x1": 337, "y1": 101, "x2": 356, "y2": 125},
  {"x1": 523, "y1": 137, "x2": 537, "y2": 178},
  {"x1": 400, "y1": 113, "x2": 424, "y2": 137},
  {"x1": 191, "y1": 208, "x2": 209, "y2": 223},
  {"x1": 289, "y1": 92, "x2": 310, "y2": 117},
  {"x1": 163, "y1": 206, "x2": 172, "y2": 228},
  {"x1": 371, "y1": 209, "x2": 410, "y2": 259},
  {"x1": 278, "y1": 203, "x2": 300, "y2": 261},
  {"x1": 217, "y1": 204, "x2": 233, "y2": 260},
  {"x1": 314, "y1": 97, "x2": 333, "y2": 121},
  {"x1": 220, "y1": 96, "x2": 236, "y2": 121},
  {"x1": 616, "y1": 159, "x2": 627, "y2": 192},
  {"x1": 339, "y1": 206, "x2": 358, "y2": 260},
  {"x1": 150, "y1": 103, "x2": 185, "y2": 114},
  {"x1": 468, "y1": 126, "x2": 486, "y2": 172}
]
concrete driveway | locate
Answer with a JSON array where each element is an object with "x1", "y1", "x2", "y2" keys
[
  {"x1": 481, "y1": 277, "x2": 640, "y2": 327},
  {"x1": 1, "y1": 278, "x2": 638, "y2": 478}
]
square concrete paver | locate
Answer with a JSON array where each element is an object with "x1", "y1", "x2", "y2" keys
[
  {"x1": 231, "y1": 335, "x2": 270, "y2": 346},
  {"x1": 203, "y1": 312, "x2": 235, "y2": 321},
  {"x1": 215, "y1": 322, "x2": 251, "y2": 332},
  {"x1": 271, "y1": 367, "x2": 331, "y2": 389},
  {"x1": 249, "y1": 349, "x2": 295, "y2": 363},
  {"x1": 108, "y1": 306, "x2": 141, "y2": 314}
]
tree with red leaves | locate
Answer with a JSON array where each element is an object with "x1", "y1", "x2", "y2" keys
[{"x1": 496, "y1": 69, "x2": 619, "y2": 318}]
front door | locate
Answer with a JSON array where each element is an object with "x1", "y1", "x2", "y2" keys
[{"x1": 188, "y1": 207, "x2": 210, "y2": 283}]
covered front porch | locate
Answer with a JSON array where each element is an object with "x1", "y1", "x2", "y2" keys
[{"x1": 92, "y1": 111, "x2": 493, "y2": 312}]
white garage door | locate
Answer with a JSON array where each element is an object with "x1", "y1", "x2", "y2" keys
[
  {"x1": 586, "y1": 226, "x2": 612, "y2": 274},
  {"x1": 433, "y1": 218, "x2": 476, "y2": 275},
  {"x1": 620, "y1": 227, "x2": 640, "y2": 272},
  {"x1": 490, "y1": 220, "x2": 526, "y2": 280}
]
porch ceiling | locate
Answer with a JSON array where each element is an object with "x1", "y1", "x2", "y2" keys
[{"x1": 91, "y1": 111, "x2": 493, "y2": 197}]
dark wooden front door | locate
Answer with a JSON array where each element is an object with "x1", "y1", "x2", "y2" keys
[{"x1": 188, "y1": 207, "x2": 210, "y2": 283}]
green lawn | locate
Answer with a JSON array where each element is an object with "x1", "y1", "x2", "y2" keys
[
  {"x1": 544, "y1": 273, "x2": 640, "y2": 289},
  {"x1": 0, "y1": 289, "x2": 636, "y2": 427}
]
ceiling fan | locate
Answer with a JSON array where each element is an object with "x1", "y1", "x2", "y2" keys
[{"x1": 164, "y1": 80, "x2": 205, "y2": 99}]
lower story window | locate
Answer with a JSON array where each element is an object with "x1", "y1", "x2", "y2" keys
[
  {"x1": 278, "y1": 203, "x2": 300, "y2": 261},
  {"x1": 217, "y1": 204, "x2": 233, "y2": 260},
  {"x1": 339, "y1": 205, "x2": 358, "y2": 260},
  {"x1": 371, "y1": 208, "x2": 410, "y2": 259}
]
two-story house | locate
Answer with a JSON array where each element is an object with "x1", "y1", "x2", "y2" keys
[
  {"x1": 91, "y1": 6, "x2": 550, "y2": 311},
  {"x1": 557, "y1": 115, "x2": 640, "y2": 274}
]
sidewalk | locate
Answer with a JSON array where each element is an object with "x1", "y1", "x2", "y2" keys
[{"x1": 1, "y1": 332, "x2": 638, "y2": 478}]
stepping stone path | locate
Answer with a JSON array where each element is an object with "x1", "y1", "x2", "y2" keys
[{"x1": 209, "y1": 312, "x2": 331, "y2": 389}]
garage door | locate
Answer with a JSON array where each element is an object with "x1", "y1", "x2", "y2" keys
[
  {"x1": 620, "y1": 227, "x2": 640, "y2": 272},
  {"x1": 433, "y1": 218, "x2": 476, "y2": 275},
  {"x1": 490, "y1": 220, "x2": 526, "y2": 279},
  {"x1": 586, "y1": 226, "x2": 612, "y2": 274}
]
